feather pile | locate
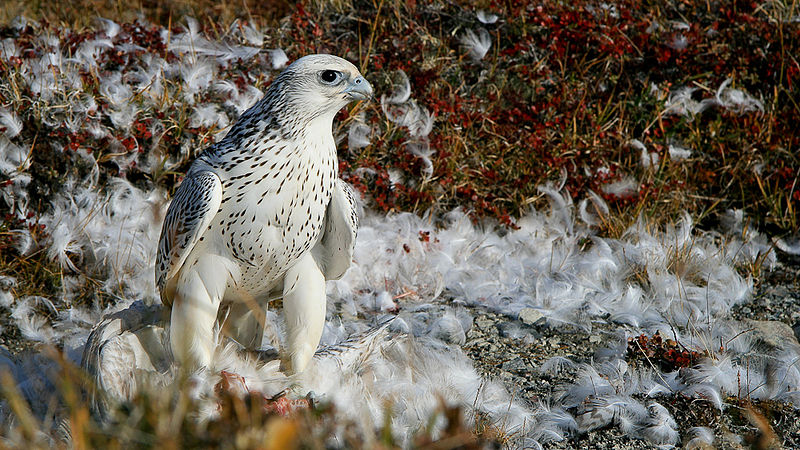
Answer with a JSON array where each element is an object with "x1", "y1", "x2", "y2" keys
[{"x1": 2, "y1": 173, "x2": 794, "y2": 447}]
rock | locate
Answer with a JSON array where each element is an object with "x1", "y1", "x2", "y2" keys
[
  {"x1": 589, "y1": 335, "x2": 602, "y2": 344},
  {"x1": 475, "y1": 317, "x2": 494, "y2": 330},
  {"x1": 469, "y1": 337, "x2": 486, "y2": 346},
  {"x1": 519, "y1": 308, "x2": 544, "y2": 326},
  {"x1": 502, "y1": 357, "x2": 527, "y2": 372},
  {"x1": 793, "y1": 321, "x2": 800, "y2": 343},
  {"x1": 742, "y1": 319, "x2": 800, "y2": 350}
]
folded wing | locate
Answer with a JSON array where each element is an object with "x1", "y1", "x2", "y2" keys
[
  {"x1": 313, "y1": 179, "x2": 359, "y2": 280},
  {"x1": 155, "y1": 171, "x2": 222, "y2": 305}
]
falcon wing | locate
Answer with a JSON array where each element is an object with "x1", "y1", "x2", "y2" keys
[
  {"x1": 81, "y1": 301, "x2": 168, "y2": 417},
  {"x1": 313, "y1": 179, "x2": 359, "y2": 280},
  {"x1": 155, "y1": 170, "x2": 222, "y2": 305}
]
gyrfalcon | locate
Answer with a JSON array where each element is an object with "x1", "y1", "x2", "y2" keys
[{"x1": 156, "y1": 54, "x2": 372, "y2": 374}]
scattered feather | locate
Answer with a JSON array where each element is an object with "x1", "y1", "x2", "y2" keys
[
  {"x1": 461, "y1": 28, "x2": 491, "y2": 61},
  {"x1": 578, "y1": 190, "x2": 609, "y2": 226},
  {"x1": 231, "y1": 19, "x2": 263, "y2": 46},
  {"x1": 642, "y1": 402, "x2": 679, "y2": 447},
  {"x1": 0, "y1": 277, "x2": 14, "y2": 308},
  {"x1": 190, "y1": 104, "x2": 230, "y2": 129},
  {"x1": 664, "y1": 78, "x2": 764, "y2": 119},
  {"x1": 476, "y1": 10, "x2": 498, "y2": 24},
  {"x1": 78, "y1": 301, "x2": 540, "y2": 446},
  {"x1": 716, "y1": 78, "x2": 764, "y2": 114},
  {"x1": 667, "y1": 33, "x2": 688, "y2": 50},
  {"x1": 0, "y1": 137, "x2": 29, "y2": 174},
  {"x1": 268, "y1": 48, "x2": 289, "y2": 69},
  {"x1": 382, "y1": 70, "x2": 411, "y2": 105},
  {"x1": 668, "y1": 144, "x2": 692, "y2": 160},
  {"x1": 632, "y1": 139, "x2": 659, "y2": 168},
  {"x1": 169, "y1": 17, "x2": 260, "y2": 65},
  {"x1": 539, "y1": 356, "x2": 577, "y2": 374},
  {"x1": 774, "y1": 236, "x2": 800, "y2": 255},
  {"x1": 663, "y1": 87, "x2": 714, "y2": 118},
  {"x1": 348, "y1": 119, "x2": 372, "y2": 150},
  {"x1": 96, "y1": 18, "x2": 120, "y2": 39},
  {"x1": 601, "y1": 176, "x2": 639, "y2": 197},
  {"x1": 406, "y1": 140, "x2": 434, "y2": 177},
  {"x1": 684, "y1": 426, "x2": 714, "y2": 449},
  {"x1": 0, "y1": 108, "x2": 23, "y2": 138},
  {"x1": 9, "y1": 229, "x2": 33, "y2": 256}
]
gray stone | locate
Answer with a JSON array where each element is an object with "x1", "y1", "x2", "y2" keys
[
  {"x1": 502, "y1": 357, "x2": 527, "y2": 372},
  {"x1": 469, "y1": 337, "x2": 486, "y2": 346},
  {"x1": 519, "y1": 308, "x2": 544, "y2": 326},
  {"x1": 743, "y1": 319, "x2": 800, "y2": 350},
  {"x1": 475, "y1": 317, "x2": 494, "y2": 330}
]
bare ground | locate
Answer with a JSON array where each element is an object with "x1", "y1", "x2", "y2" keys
[{"x1": 461, "y1": 252, "x2": 800, "y2": 449}]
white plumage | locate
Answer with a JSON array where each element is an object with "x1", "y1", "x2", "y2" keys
[{"x1": 156, "y1": 54, "x2": 372, "y2": 373}]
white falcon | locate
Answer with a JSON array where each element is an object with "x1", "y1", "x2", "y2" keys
[{"x1": 156, "y1": 54, "x2": 371, "y2": 374}]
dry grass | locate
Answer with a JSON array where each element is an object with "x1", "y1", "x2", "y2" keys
[
  {"x1": 1, "y1": 351, "x2": 498, "y2": 448},
  {"x1": 1, "y1": 0, "x2": 797, "y2": 235},
  {"x1": 288, "y1": 0, "x2": 798, "y2": 236},
  {"x1": 0, "y1": 0, "x2": 292, "y2": 31}
]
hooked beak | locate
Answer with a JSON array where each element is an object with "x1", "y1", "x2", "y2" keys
[{"x1": 344, "y1": 76, "x2": 373, "y2": 101}]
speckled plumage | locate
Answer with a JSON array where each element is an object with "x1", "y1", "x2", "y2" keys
[{"x1": 155, "y1": 54, "x2": 371, "y2": 373}]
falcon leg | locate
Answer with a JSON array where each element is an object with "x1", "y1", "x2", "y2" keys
[
  {"x1": 169, "y1": 256, "x2": 229, "y2": 371},
  {"x1": 282, "y1": 252, "x2": 326, "y2": 374},
  {"x1": 223, "y1": 299, "x2": 265, "y2": 350}
]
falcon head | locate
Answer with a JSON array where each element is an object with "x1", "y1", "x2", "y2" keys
[{"x1": 275, "y1": 54, "x2": 373, "y2": 119}]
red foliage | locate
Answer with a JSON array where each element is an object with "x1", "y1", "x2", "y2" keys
[{"x1": 627, "y1": 332, "x2": 703, "y2": 372}]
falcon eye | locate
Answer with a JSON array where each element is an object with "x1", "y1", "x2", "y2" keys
[{"x1": 320, "y1": 70, "x2": 341, "y2": 84}]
